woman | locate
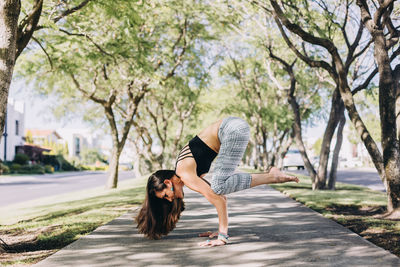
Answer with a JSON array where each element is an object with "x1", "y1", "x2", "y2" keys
[{"x1": 136, "y1": 117, "x2": 299, "y2": 247}]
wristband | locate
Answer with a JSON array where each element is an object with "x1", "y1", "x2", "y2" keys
[{"x1": 218, "y1": 232, "x2": 229, "y2": 244}]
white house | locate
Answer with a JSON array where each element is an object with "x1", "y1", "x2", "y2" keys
[
  {"x1": 26, "y1": 129, "x2": 63, "y2": 147},
  {"x1": 56, "y1": 128, "x2": 101, "y2": 158},
  {"x1": 0, "y1": 98, "x2": 25, "y2": 162}
]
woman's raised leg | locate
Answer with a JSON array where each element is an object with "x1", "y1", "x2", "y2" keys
[{"x1": 250, "y1": 167, "x2": 299, "y2": 187}]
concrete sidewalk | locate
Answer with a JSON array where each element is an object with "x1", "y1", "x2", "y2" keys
[{"x1": 35, "y1": 185, "x2": 400, "y2": 267}]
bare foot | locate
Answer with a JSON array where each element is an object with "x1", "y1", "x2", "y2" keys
[{"x1": 269, "y1": 167, "x2": 299, "y2": 183}]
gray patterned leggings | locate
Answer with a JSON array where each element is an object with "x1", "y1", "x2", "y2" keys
[{"x1": 210, "y1": 117, "x2": 252, "y2": 195}]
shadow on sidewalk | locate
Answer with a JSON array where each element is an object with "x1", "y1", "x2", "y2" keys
[{"x1": 35, "y1": 186, "x2": 400, "y2": 267}]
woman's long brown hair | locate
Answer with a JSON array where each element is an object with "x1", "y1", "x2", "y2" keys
[{"x1": 136, "y1": 170, "x2": 185, "y2": 239}]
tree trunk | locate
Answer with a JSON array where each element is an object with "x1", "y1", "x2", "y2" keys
[
  {"x1": 328, "y1": 108, "x2": 346, "y2": 190},
  {"x1": 256, "y1": 144, "x2": 262, "y2": 170},
  {"x1": 107, "y1": 145, "x2": 121, "y2": 189},
  {"x1": 396, "y1": 82, "x2": 400, "y2": 141},
  {"x1": 131, "y1": 142, "x2": 142, "y2": 178},
  {"x1": 266, "y1": 44, "x2": 326, "y2": 186},
  {"x1": 354, "y1": 1, "x2": 400, "y2": 213},
  {"x1": 276, "y1": 133, "x2": 292, "y2": 169},
  {"x1": 288, "y1": 90, "x2": 317, "y2": 184},
  {"x1": 262, "y1": 131, "x2": 268, "y2": 171},
  {"x1": 0, "y1": 0, "x2": 20, "y2": 138},
  {"x1": 252, "y1": 138, "x2": 258, "y2": 169},
  {"x1": 373, "y1": 30, "x2": 400, "y2": 212},
  {"x1": 253, "y1": 129, "x2": 261, "y2": 170},
  {"x1": 245, "y1": 139, "x2": 254, "y2": 166},
  {"x1": 315, "y1": 88, "x2": 343, "y2": 189}
]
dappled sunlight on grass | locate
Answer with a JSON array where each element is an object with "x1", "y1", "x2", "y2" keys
[
  {"x1": 0, "y1": 175, "x2": 147, "y2": 266},
  {"x1": 271, "y1": 173, "x2": 387, "y2": 212},
  {"x1": 0, "y1": 177, "x2": 147, "y2": 225},
  {"x1": 270, "y1": 172, "x2": 400, "y2": 257}
]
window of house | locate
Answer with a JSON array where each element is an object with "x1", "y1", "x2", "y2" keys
[
  {"x1": 15, "y1": 120, "x2": 19, "y2": 136},
  {"x1": 74, "y1": 137, "x2": 80, "y2": 156}
]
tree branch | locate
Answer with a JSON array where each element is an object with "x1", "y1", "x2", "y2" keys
[
  {"x1": 356, "y1": 0, "x2": 375, "y2": 32},
  {"x1": 16, "y1": 0, "x2": 43, "y2": 59},
  {"x1": 161, "y1": 18, "x2": 188, "y2": 81},
  {"x1": 70, "y1": 73, "x2": 105, "y2": 104},
  {"x1": 373, "y1": 0, "x2": 394, "y2": 27},
  {"x1": 59, "y1": 28, "x2": 115, "y2": 59},
  {"x1": 344, "y1": 19, "x2": 364, "y2": 70},
  {"x1": 351, "y1": 68, "x2": 378, "y2": 95},
  {"x1": 18, "y1": 0, "x2": 43, "y2": 31},
  {"x1": 351, "y1": 43, "x2": 400, "y2": 94},
  {"x1": 272, "y1": 16, "x2": 334, "y2": 75},
  {"x1": 53, "y1": 0, "x2": 92, "y2": 23},
  {"x1": 31, "y1": 36, "x2": 53, "y2": 70},
  {"x1": 270, "y1": 0, "x2": 336, "y2": 53}
]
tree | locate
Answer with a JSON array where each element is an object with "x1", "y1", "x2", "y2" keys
[
  {"x1": 266, "y1": 47, "x2": 324, "y2": 184},
  {"x1": 266, "y1": 0, "x2": 381, "y2": 190},
  {"x1": 219, "y1": 2, "x2": 324, "y2": 174},
  {"x1": 64, "y1": 142, "x2": 69, "y2": 157},
  {"x1": 221, "y1": 54, "x2": 294, "y2": 170},
  {"x1": 356, "y1": 0, "x2": 400, "y2": 214},
  {"x1": 0, "y1": 0, "x2": 91, "y2": 145},
  {"x1": 18, "y1": 0, "x2": 218, "y2": 188},
  {"x1": 81, "y1": 148, "x2": 104, "y2": 165},
  {"x1": 211, "y1": 3, "x2": 294, "y2": 170},
  {"x1": 347, "y1": 90, "x2": 381, "y2": 159},
  {"x1": 0, "y1": 0, "x2": 21, "y2": 145},
  {"x1": 131, "y1": 76, "x2": 206, "y2": 174},
  {"x1": 129, "y1": 3, "x2": 229, "y2": 175},
  {"x1": 269, "y1": 0, "x2": 400, "y2": 213},
  {"x1": 25, "y1": 129, "x2": 33, "y2": 144}
]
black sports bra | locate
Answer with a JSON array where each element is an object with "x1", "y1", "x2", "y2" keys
[{"x1": 175, "y1": 135, "x2": 218, "y2": 177}]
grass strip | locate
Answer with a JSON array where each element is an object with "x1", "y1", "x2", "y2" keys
[
  {"x1": 0, "y1": 175, "x2": 147, "y2": 266},
  {"x1": 270, "y1": 171, "x2": 400, "y2": 257}
]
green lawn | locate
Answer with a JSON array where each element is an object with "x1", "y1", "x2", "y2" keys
[
  {"x1": 270, "y1": 171, "x2": 400, "y2": 257},
  {"x1": 270, "y1": 173, "x2": 387, "y2": 212},
  {"x1": 0, "y1": 175, "x2": 147, "y2": 266}
]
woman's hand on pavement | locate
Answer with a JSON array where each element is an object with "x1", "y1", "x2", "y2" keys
[
  {"x1": 198, "y1": 231, "x2": 218, "y2": 238},
  {"x1": 198, "y1": 239, "x2": 226, "y2": 247}
]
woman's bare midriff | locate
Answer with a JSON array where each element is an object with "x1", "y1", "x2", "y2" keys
[{"x1": 197, "y1": 119, "x2": 223, "y2": 153}]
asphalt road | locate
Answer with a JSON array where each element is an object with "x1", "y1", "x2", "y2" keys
[
  {"x1": 290, "y1": 167, "x2": 385, "y2": 192},
  {"x1": 0, "y1": 168, "x2": 384, "y2": 208},
  {"x1": 0, "y1": 171, "x2": 135, "y2": 207}
]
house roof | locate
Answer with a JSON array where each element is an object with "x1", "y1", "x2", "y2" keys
[
  {"x1": 18, "y1": 144, "x2": 51, "y2": 152},
  {"x1": 25, "y1": 129, "x2": 63, "y2": 139}
]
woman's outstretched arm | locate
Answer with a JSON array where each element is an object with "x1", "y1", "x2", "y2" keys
[{"x1": 180, "y1": 173, "x2": 228, "y2": 247}]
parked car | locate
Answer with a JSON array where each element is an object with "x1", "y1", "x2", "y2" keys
[
  {"x1": 312, "y1": 155, "x2": 363, "y2": 169},
  {"x1": 312, "y1": 156, "x2": 334, "y2": 169},
  {"x1": 283, "y1": 149, "x2": 304, "y2": 170}
]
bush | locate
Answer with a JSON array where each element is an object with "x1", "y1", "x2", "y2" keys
[
  {"x1": 60, "y1": 159, "x2": 76, "y2": 171},
  {"x1": 95, "y1": 166, "x2": 108, "y2": 171},
  {"x1": 18, "y1": 165, "x2": 45, "y2": 174},
  {"x1": 42, "y1": 155, "x2": 60, "y2": 169},
  {"x1": 44, "y1": 165, "x2": 54, "y2": 173},
  {"x1": 0, "y1": 163, "x2": 10, "y2": 174},
  {"x1": 80, "y1": 165, "x2": 108, "y2": 171},
  {"x1": 42, "y1": 154, "x2": 77, "y2": 171},
  {"x1": 13, "y1": 153, "x2": 29, "y2": 165},
  {"x1": 10, "y1": 163, "x2": 22, "y2": 173}
]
